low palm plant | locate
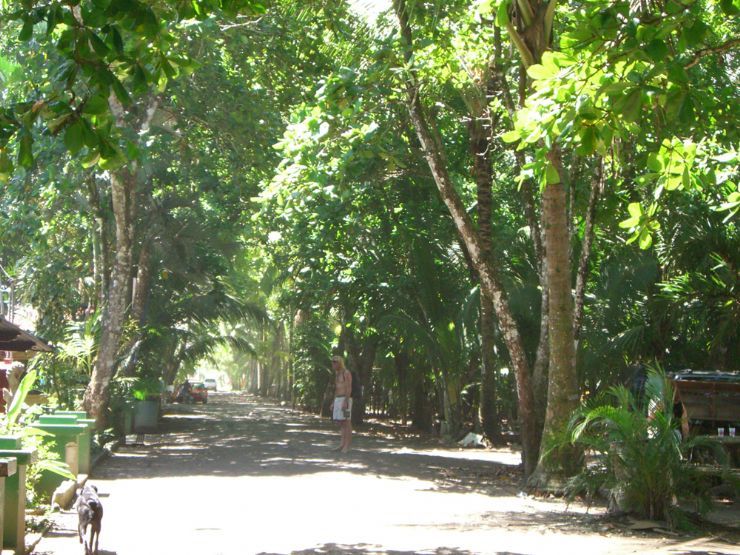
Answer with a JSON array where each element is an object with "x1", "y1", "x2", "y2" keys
[
  {"x1": 563, "y1": 367, "x2": 727, "y2": 527},
  {"x1": 2, "y1": 370, "x2": 75, "y2": 506}
]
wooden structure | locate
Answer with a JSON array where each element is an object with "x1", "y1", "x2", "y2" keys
[
  {"x1": 0, "y1": 316, "x2": 53, "y2": 356},
  {"x1": 674, "y1": 377, "x2": 740, "y2": 425},
  {"x1": 674, "y1": 371, "x2": 740, "y2": 466},
  {"x1": 0, "y1": 316, "x2": 53, "y2": 412}
]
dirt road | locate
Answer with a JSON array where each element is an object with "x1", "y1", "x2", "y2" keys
[{"x1": 31, "y1": 392, "x2": 739, "y2": 555}]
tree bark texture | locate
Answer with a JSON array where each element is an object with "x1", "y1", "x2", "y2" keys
[
  {"x1": 83, "y1": 167, "x2": 137, "y2": 428},
  {"x1": 479, "y1": 297, "x2": 501, "y2": 441},
  {"x1": 467, "y1": 84, "x2": 502, "y2": 444},
  {"x1": 495, "y1": 21, "x2": 548, "y2": 449},
  {"x1": 120, "y1": 236, "x2": 153, "y2": 377},
  {"x1": 411, "y1": 372, "x2": 433, "y2": 432},
  {"x1": 468, "y1": 83, "x2": 501, "y2": 443},
  {"x1": 87, "y1": 176, "x2": 110, "y2": 310},
  {"x1": 573, "y1": 159, "x2": 603, "y2": 344},
  {"x1": 506, "y1": 0, "x2": 583, "y2": 484},
  {"x1": 532, "y1": 264, "x2": 549, "y2": 434},
  {"x1": 440, "y1": 370, "x2": 463, "y2": 438},
  {"x1": 347, "y1": 333, "x2": 378, "y2": 426},
  {"x1": 532, "y1": 148, "x2": 579, "y2": 482},
  {"x1": 394, "y1": 350, "x2": 410, "y2": 424},
  {"x1": 162, "y1": 339, "x2": 180, "y2": 385},
  {"x1": 394, "y1": 0, "x2": 537, "y2": 476}
]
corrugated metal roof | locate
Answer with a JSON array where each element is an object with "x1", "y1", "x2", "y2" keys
[{"x1": 0, "y1": 316, "x2": 53, "y2": 353}]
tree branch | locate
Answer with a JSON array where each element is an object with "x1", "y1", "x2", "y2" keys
[
  {"x1": 506, "y1": 21, "x2": 535, "y2": 68},
  {"x1": 573, "y1": 158, "x2": 603, "y2": 342},
  {"x1": 544, "y1": 0, "x2": 557, "y2": 47},
  {"x1": 515, "y1": 0, "x2": 535, "y2": 26},
  {"x1": 684, "y1": 37, "x2": 740, "y2": 69}
]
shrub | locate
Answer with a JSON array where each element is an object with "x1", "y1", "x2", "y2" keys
[
  {"x1": 2, "y1": 370, "x2": 74, "y2": 508},
  {"x1": 563, "y1": 366, "x2": 728, "y2": 527}
]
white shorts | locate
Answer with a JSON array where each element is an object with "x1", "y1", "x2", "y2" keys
[{"x1": 333, "y1": 396, "x2": 352, "y2": 421}]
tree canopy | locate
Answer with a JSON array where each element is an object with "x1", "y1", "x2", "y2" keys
[{"x1": 1, "y1": 0, "x2": 737, "y2": 480}]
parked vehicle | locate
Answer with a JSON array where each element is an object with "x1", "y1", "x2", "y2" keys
[
  {"x1": 204, "y1": 378, "x2": 217, "y2": 391},
  {"x1": 174, "y1": 380, "x2": 208, "y2": 404},
  {"x1": 190, "y1": 382, "x2": 208, "y2": 404}
]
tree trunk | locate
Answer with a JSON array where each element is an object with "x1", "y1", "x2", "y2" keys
[
  {"x1": 86, "y1": 175, "x2": 109, "y2": 310},
  {"x1": 532, "y1": 205, "x2": 550, "y2": 439},
  {"x1": 411, "y1": 371, "x2": 433, "y2": 432},
  {"x1": 440, "y1": 371, "x2": 463, "y2": 439},
  {"x1": 532, "y1": 272, "x2": 549, "y2": 433},
  {"x1": 162, "y1": 340, "x2": 180, "y2": 385},
  {"x1": 394, "y1": 350, "x2": 410, "y2": 424},
  {"x1": 120, "y1": 235, "x2": 153, "y2": 377},
  {"x1": 467, "y1": 86, "x2": 502, "y2": 444},
  {"x1": 502, "y1": 0, "x2": 582, "y2": 484},
  {"x1": 573, "y1": 158, "x2": 603, "y2": 345},
  {"x1": 494, "y1": 23, "x2": 548, "y2": 449},
  {"x1": 347, "y1": 334, "x2": 378, "y2": 426},
  {"x1": 82, "y1": 94, "x2": 160, "y2": 429},
  {"x1": 83, "y1": 167, "x2": 136, "y2": 428},
  {"x1": 394, "y1": 0, "x2": 537, "y2": 476},
  {"x1": 531, "y1": 148, "x2": 580, "y2": 484},
  {"x1": 479, "y1": 297, "x2": 501, "y2": 442}
]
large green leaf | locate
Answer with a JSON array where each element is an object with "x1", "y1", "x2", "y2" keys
[
  {"x1": 64, "y1": 121, "x2": 85, "y2": 154},
  {"x1": 6, "y1": 369, "x2": 37, "y2": 429}
]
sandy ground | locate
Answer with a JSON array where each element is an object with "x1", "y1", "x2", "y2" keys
[{"x1": 31, "y1": 392, "x2": 739, "y2": 555}]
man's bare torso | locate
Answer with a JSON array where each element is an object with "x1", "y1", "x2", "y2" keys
[{"x1": 334, "y1": 370, "x2": 351, "y2": 397}]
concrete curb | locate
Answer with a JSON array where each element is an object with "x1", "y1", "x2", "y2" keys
[
  {"x1": 51, "y1": 473, "x2": 88, "y2": 511},
  {"x1": 23, "y1": 518, "x2": 53, "y2": 555},
  {"x1": 51, "y1": 438, "x2": 120, "y2": 510}
]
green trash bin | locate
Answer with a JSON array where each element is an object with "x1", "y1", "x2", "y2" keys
[
  {"x1": 50, "y1": 411, "x2": 88, "y2": 419},
  {"x1": 49, "y1": 412, "x2": 96, "y2": 475},
  {"x1": 133, "y1": 399, "x2": 160, "y2": 432},
  {"x1": 0, "y1": 436, "x2": 35, "y2": 555},
  {"x1": 30, "y1": 418, "x2": 86, "y2": 496},
  {"x1": 0, "y1": 457, "x2": 17, "y2": 550}
]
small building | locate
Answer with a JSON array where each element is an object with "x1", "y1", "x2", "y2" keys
[{"x1": 0, "y1": 316, "x2": 53, "y2": 412}]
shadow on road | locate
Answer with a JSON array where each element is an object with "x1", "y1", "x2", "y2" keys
[
  {"x1": 257, "y1": 544, "x2": 515, "y2": 554},
  {"x1": 96, "y1": 393, "x2": 522, "y2": 499}
]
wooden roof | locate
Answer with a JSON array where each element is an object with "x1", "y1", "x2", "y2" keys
[{"x1": 0, "y1": 316, "x2": 53, "y2": 353}]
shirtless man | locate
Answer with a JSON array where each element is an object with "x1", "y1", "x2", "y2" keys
[{"x1": 331, "y1": 355, "x2": 352, "y2": 453}]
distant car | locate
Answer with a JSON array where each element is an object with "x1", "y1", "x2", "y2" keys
[
  {"x1": 204, "y1": 378, "x2": 218, "y2": 391},
  {"x1": 190, "y1": 382, "x2": 208, "y2": 404}
]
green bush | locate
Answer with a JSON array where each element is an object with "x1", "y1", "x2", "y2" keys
[
  {"x1": 131, "y1": 375, "x2": 163, "y2": 401},
  {"x1": 1, "y1": 370, "x2": 74, "y2": 508},
  {"x1": 562, "y1": 366, "x2": 728, "y2": 527}
]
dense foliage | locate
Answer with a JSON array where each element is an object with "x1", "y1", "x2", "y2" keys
[{"x1": 1, "y1": 0, "x2": 737, "y2": 489}]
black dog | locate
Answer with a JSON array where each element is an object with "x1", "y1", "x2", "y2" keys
[{"x1": 75, "y1": 484, "x2": 103, "y2": 555}]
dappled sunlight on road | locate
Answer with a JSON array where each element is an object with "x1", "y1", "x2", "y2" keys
[
  {"x1": 31, "y1": 392, "x2": 740, "y2": 555},
  {"x1": 382, "y1": 447, "x2": 521, "y2": 467}
]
